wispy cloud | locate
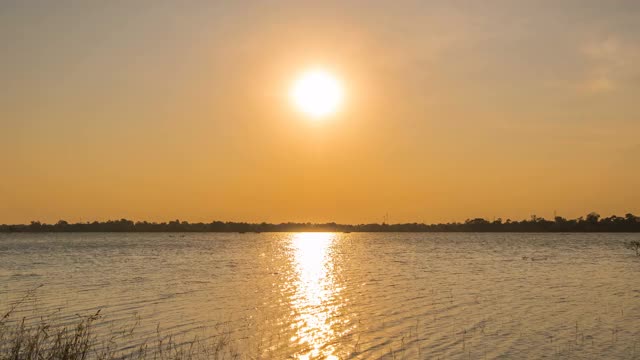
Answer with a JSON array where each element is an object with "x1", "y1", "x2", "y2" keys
[{"x1": 579, "y1": 36, "x2": 639, "y2": 94}]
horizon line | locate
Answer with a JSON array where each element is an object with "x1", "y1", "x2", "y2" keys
[
  {"x1": 2, "y1": 212, "x2": 638, "y2": 233},
  {"x1": 2, "y1": 211, "x2": 639, "y2": 227}
]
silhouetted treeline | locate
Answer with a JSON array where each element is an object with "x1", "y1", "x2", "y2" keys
[{"x1": 1, "y1": 213, "x2": 639, "y2": 232}]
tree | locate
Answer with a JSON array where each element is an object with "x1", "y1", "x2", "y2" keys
[{"x1": 586, "y1": 212, "x2": 600, "y2": 224}]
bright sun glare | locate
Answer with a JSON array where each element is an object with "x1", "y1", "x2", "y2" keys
[{"x1": 290, "y1": 69, "x2": 344, "y2": 119}]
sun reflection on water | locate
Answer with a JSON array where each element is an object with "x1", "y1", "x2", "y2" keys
[{"x1": 289, "y1": 232, "x2": 342, "y2": 360}]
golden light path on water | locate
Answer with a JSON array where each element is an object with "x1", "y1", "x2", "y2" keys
[{"x1": 288, "y1": 232, "x2": 344, "y2": 360}]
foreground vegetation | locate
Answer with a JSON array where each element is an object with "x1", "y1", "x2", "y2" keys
[
  {"x1": 627, "y1": 240, "x2": 640, "y2": 256},
  {"x1": 1, "y1": 212, "x2": 639, "y2": 233},
  {"x1": 1, "y1": 302, "x2": 239, "y2": 360}
]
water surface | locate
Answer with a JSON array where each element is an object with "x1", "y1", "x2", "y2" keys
[{"x1": 2, "y1": 232, "x2": 640, "y2": 358}]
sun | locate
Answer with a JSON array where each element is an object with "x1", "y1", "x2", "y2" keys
[{"x1": 290, "y1": 69, "x2": 344, "y2": 119}]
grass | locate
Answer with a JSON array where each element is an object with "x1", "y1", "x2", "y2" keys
[
  {"x1": 0, "y1": 289, "x2": 240, "y2": 360},
  {"x1": 0, "y1": 313, "x2": 241, "y2": 360}
]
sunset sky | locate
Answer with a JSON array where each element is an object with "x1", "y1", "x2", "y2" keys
[{"x1": 2, "y1": 1, "x2": 639, "y2": 224}]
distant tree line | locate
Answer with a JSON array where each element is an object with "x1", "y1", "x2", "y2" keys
[{"x1": 1, "y1": 213, "x2": 639, "y2": 232}]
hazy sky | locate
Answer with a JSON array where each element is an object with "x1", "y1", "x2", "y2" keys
[{"x1": 2, "y1": 1, "x2": 639, "y2": 224}]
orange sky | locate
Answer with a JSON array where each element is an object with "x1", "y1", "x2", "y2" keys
[{"x1": 1, "y1": 2, "x2": 639, "y2": 224}]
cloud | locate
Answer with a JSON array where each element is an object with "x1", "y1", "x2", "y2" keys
[{"x1": 579, "y1": 36, "x2": 639, "y2": 94}]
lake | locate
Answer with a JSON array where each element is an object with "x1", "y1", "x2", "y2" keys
[{"x1": 1, "y1": 232, "x2": 640, "y2": 359}]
